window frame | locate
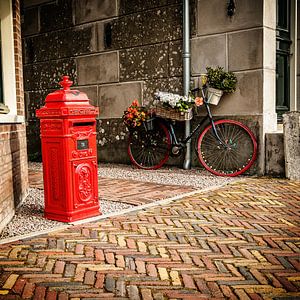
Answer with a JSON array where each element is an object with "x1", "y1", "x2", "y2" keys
[
  {"x1": 0, "y1": 0, "x2": 24, "y2": 123},
  {"x1": 276, "y1": 0, "x2": 292, "y2": 121},
  {"x1": 0, "y1": 24, "x2": 3, "y2": 105}
]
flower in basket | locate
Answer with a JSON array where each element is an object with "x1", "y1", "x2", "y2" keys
[
  {"x1": 123, "y1": 100, "x2": 148, "y2": 128},
  {"x1": 153, "y1": 91, "x2": 195, "y2": 112},
  {"x1": 194, "y1": 97, "x2": 204, "y2": 107}
]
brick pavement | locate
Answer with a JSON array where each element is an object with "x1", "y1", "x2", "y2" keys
[
  {"x1": 0, "y1": 178, "x2": 299, "y2": 299},
  {"x1": 28, "y1": 169, "x2": 195, "y2": 205}
]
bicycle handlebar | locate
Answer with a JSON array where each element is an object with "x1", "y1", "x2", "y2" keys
[
  {"x1": 190, "y1": 85, "x2": 208, "y2": 95},
  {"x1": 190, "y1": 87, "x2": 200, "y2": 93}
]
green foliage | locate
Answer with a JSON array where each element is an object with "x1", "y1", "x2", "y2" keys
[
  {"x1": 206, "y1": 66, "x2": 237, "y2": 93},
  {"x1": 175, "y1": 99, "x2": 191, "y2": 112}
]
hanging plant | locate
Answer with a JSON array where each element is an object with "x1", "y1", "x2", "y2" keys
[{"x1": 206, "y1": 66, "x2": 237, "y2": 94}]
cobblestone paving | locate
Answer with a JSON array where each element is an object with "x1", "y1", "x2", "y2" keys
[
  {"x1": 29, "y1": 169, "x2": 195, "y2": 205},
  {"x1": 0, "y1": 178, "x2": 299, "y2": 299}
]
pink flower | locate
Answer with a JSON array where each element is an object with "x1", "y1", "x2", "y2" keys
[{"x1": 195, "y1": 97, "x2": 204, "y2": 107}]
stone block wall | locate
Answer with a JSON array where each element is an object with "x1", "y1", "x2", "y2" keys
[
  {"x1": 23, "y1": 0, "x2": 191, "y2": 163},
  {"x1": 192, "y1": 0, "x2": 277, "y2": 173},
  {"x1": 22, "y1": 0, "x2": 277, "y2": 173},
  {"x1": 265, "y1": 133, "x2": 285, "y2": 177},
  {"x1": 283, "y1": 112, "x2": 300, "y2": 180},
  {"x1": 0, "y1": 0, "x2": 28, "y2": 232}
]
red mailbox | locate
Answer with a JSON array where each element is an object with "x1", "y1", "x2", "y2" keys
[{"x1": 36, "y1": 76, "x2": 101, "y2": 222}]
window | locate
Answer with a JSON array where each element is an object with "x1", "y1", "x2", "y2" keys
[
  {"x1": 0, "y1": 0, "x2": 23, "y2": 121},
  {"x1": 0, "y1": 22, "x2": 8, "y2": 112},
  {"x1": 276, "y1": 0, "x2": 291, "y2": 121},
  {"x1": 0, "y1": 24, "x2": 3, "y2": 105}
]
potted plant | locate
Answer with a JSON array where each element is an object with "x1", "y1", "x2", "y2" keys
[{"x1": 206, "y1": 66, "x2": 237, "y2": 105}]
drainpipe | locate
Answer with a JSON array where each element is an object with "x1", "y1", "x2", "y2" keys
[{"x1": 183, "y1": 0, "x2": 191, "y2": 170}]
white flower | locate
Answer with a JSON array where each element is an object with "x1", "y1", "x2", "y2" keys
[{"x1": 154, "y1": 91, "x2": 193, "y2": 107}]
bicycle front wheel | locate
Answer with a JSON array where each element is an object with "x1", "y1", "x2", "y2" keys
[
  {"x1": 197, "y1": 120, "x2": 257, "y2": 176},
  {"x1": 128, "y1": 120, "x2": 171, "y2": 170}
]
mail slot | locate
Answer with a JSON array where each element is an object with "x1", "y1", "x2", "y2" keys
[{"x1": 73, "y1": 122, "x2": 95, "y2": 127}]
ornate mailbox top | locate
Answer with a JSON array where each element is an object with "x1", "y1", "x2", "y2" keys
[
  {"x1": 60, "y1": 76, "x2": 73, "y2": 90},
  {"x1": 36, "y1": 76, "x2": 99, "y2": 118},
  {"x1": 45, "y1": 76, "x2": 89, "y2": 103}
]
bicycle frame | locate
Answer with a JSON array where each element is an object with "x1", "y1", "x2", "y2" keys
[
  {"x1": 166, "y1": 86, "x2": 226, "y2": 147},
  {"x1": 128, "y1": 86, "x2": 257, "y2": 175}
]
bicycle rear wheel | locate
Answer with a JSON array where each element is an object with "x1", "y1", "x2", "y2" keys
[
  {"x1": 128, "y1": 120, "x2": 171, "y2": 170},
  {"x1": 197, "y1": 119, "x2": 257, "y2": 176}
]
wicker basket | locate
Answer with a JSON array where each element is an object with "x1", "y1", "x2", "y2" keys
[{"x1": 154, "y1": 106, "x2": 193, "y2": 121}]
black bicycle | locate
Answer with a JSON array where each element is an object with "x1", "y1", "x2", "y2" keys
[{"x1": 127, "y1": 87, "x2": 257, "y2": 177}]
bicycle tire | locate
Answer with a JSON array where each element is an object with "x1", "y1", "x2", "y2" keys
[
  {"x1": 128, "y1": 120, "x2": 171, "y2": 170},
  {"x1": 197, "y1": 119, "x2": 257, "y2": 177}
]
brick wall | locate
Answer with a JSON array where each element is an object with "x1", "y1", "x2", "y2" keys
[
  {"x1": 297, "y1": 0, "x2": 300, "y2": 109},
  {"x1": 0, "y1": 0, "x2": 28, "y2": 232},
  {"x1": 13, "y1": 0, "x2": 25, "y2": 116}
]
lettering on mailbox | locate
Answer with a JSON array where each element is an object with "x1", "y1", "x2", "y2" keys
[{"x1": 77, "y1": 139, "x2": 89, "y2": 150}]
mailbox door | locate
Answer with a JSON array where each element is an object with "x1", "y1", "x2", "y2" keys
[
  {"x1": 71, "y1": 159, "x2": 98, "y2": 211},
  {"x1": 42, "y1": 139, "x2": 67, "y2": 213}
]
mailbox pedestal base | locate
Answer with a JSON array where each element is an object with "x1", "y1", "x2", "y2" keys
[
  {"x1": 45, "y1": 205, "x2": 100, "y2": 223},
  {"x1": 41, "y1": 157, "x2": 101, "y2": 223}
]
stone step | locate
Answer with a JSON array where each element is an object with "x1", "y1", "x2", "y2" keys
[{"x1": 265, "y1": 132, "x2": 285, "y2": 177}]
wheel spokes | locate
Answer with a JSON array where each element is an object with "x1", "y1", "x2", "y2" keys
[
  {"x1": 199, "y1": 122, "x2": 256, "y2": 175},
  {"x1": 129, "y1": 122, "x2": 170, "y2": 169}
]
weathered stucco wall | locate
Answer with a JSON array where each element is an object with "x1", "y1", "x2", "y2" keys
[{"x1": 23, "y1": 0, "x2": 277, "y2": 174}]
